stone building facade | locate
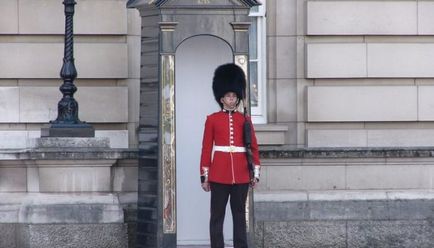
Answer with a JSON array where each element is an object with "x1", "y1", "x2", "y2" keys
[
  {"x1": 0, "y1": 0, "x2": 434, "y2": 247},
  {"x1": 0, "y1": 0, "x2": 140, "y2": 247},
  {"x1": 255, "y1": 0, "x2": 434, "y2": 247}
]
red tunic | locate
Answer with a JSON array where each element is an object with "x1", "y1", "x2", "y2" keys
[{"x1": 200, "y1": 110, "x2": 260, "y2": 184}]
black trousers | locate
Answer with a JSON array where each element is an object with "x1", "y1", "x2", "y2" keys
[{"x1": 209, "y1": 182, "x2": 249, "y2": 248}]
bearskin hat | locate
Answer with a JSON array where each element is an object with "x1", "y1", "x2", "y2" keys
[{"x1": 212, "y1": 63, "x2": 246, "y2": 108}]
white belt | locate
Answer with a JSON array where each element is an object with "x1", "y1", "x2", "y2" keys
[{"x1": 214, "y1": 145, "x2": 246, "y2": 153}]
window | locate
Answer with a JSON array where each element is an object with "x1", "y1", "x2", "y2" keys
[{"x1": 249, "y1": 1, "x2": 267, "y2": 124}]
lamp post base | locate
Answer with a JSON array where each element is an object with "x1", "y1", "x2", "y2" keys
[{"x1": 41, "y1": 123, "x2": 95, "y2": 137}]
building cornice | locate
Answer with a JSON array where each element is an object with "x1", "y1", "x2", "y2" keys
[
  {"x1": 260, "y1": 146, "x2": 434, "y2": 159},
  {"x1": 127, "y1": 0, "x2": 261, "y2": 8}
]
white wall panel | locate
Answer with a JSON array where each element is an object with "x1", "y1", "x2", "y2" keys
[
  {"x1": 95, "y1": 130, "x2": 129, "y2": 148},
  {"x1": 307, "y1": 86, "x2": 417, "y2": 122},
  {"x1": 20, "y1": 87, "x2": 128, "y2": 123},
  {"x1": 307, "y1": 130, "x2": 367, "y2": 148},
  {"x1": 0, "y1": 168, "x2": 26, "y2": 192},
  {"x1": 76, "y1": 44, "x2": 128, "y2": 79},
  {"x1": 347, "y1": 165, "x2": 430, "y2": 189},
  {"x1": 0, "y1": 131, "x2": 27, "y2": 149},
  {"x1": 367, "y1": 129, "x2": 434, "y2": 147},
  {"x1": 308, "y1": 129, "x2": 434, "y2": 147},
  {"x1": 307, "y1": 43, "x2": 434, "y2": 78},
  {"x1": 368, "y1": 44, "x2": 434, "y2": 78},
  {"x1": 418, "y1": 86, "x2": 434, "y2": 121},
  {"x1": 418, "y1": 1, "x2": 434, "y2": 35},
  {"x1": 0, "y1": 43, "x2": 127, "y2": 79},
  {"x1": 306, "y1": 43, "x2": 366, "y2": 78},
  {"x1": 307, "y1": 1, "x2": 417, "y2": 35},
  {"x1": 0, "y1": 44, "x2": 62, "y2": 78},
  {"x1": 76, "y1": 87, "x2": 128, "y2": 122},
  {"x1": 267, "y1": 166, "x2": 346, "y2": 190},
  {"x1": 0, "y1": 88, "x2": 19, "y2": 123},
  {"x1": 0, "y1": 0, "x2": 18, "y2": 34},
  {"x1": 19, "y1": 0, "x2": 127, "y2": 34}
]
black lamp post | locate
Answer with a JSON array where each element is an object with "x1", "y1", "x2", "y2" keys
[{"x1": 42, "y1": 0, "x2": 94, "y2": 137}]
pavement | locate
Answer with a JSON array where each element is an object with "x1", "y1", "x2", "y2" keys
[
  {"x1": 177, "y1": 246, "x2": 233, "y2": 248},
  {"x1": 177, "y1": 246, "x2": 210, "y2": 248}
]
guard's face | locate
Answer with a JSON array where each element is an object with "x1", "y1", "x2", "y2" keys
[{"x1": 220, "y1": 92, "x2": 238, "y2": 109}]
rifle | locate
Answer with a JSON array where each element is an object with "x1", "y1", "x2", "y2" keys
[{"x1": 243, "y1": 104, "x2": 255, "y2": 181}]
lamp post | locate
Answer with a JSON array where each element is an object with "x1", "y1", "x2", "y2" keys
[{"x1": 42, "y1": 0, "x2": 94, "y2": 137}]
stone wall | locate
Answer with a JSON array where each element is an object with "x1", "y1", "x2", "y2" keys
[
  {"x1": 265, "y1": 0, "x2": 434, "y2": 148},
  {"x1": 255, "y1": 197, "x2": 434, "y2": 248},
  {"x1": 0, "y1": 0, "x2": 141, "y2": 149},
  {"x1": 261, "y1": 2, "x2": 434, "y2": 245},
  {"x1": 255, "y1": 148, "x2": 434, "y2": 247},
  {"x1": 1, "y1": 223, "x2": 129, "y2": 248},
  {"x1": 0, "y1": 145, "x2": 138, "y2": 247},
  {"x1": 0, "y1": 2, "x2": 141, "y2": 245},
  {"x1": 301, "y1": 0, "x2": 434, "y2": 148}
]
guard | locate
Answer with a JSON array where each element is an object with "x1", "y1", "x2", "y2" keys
[{"x1": 200, "y1": 63, "x2": 261, "y2": 248}]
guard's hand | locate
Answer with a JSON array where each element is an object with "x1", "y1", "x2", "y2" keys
[
  {"x1": 201, "y1": 182, "x2": 210, "y2": 192},
  {"x1": 250, "y1": 178, "x2": 259, "y2": 188}
]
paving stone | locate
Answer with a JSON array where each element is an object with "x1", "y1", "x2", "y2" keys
[
  {"x1": 0, "y1": 224, "x2": 16, "y2": 248},
  {"x1": 263, "y1": 221, "x2": 346, "y2": 248},
  {"x1": 347, "y1": 220, "x2": 434, "y2": 248},
  {"x1": 254, "y1": 221, "x2": 264, "y2": 248},
  {"x1": 17, "y1": 223, "x2": 128, "y2": 248}
]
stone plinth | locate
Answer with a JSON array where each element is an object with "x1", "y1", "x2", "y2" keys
[
  {"x1": 41, "y1": 124, "x2": 95, "y2": 138},
  {"x1": 36, "y1": 160, "x2": 115, "y2": 192},
  {"x1": 0, "y1": 193, "x2": 124, "y2": 224},
  {"x1": 27, "y1": 137, "x2": 114, "y2": 193},
  {"x1": 0, "y1": 144, "x2": 138, "y2": 247}
]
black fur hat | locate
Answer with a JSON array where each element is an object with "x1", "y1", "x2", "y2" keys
[{"x1": 212, "y1": 63, "x2": 246, "y2": 108}]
